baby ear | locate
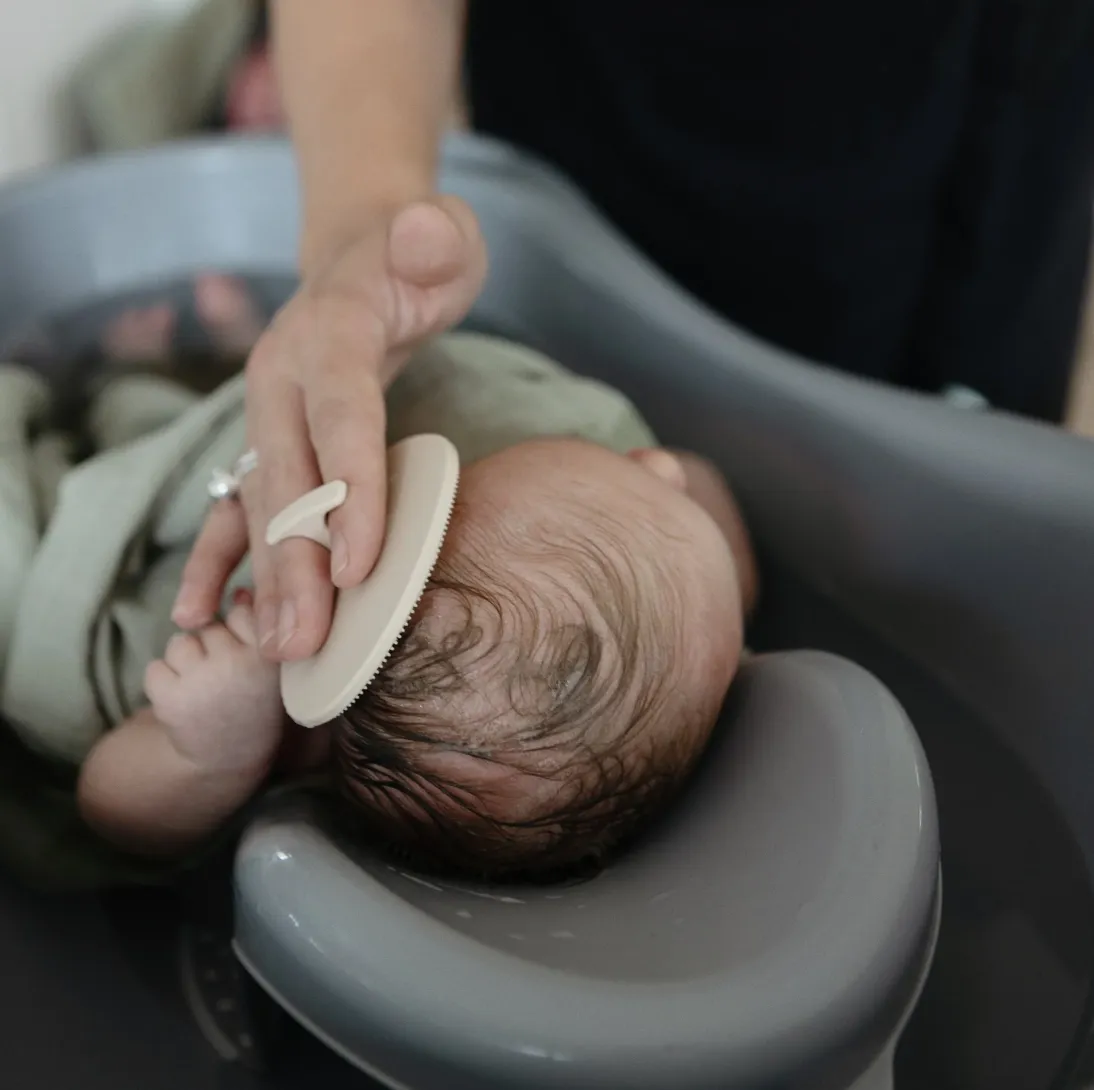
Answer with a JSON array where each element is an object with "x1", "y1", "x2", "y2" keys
[{"x1": 626, "y1": 448, "x2": 688, "y2": 491}]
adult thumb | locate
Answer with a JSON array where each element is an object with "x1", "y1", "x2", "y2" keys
[{"x1": 386, "y1": 197, "x2": 488, "y2": 339}]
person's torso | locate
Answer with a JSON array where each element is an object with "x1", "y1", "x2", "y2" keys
[
  {"x1": 465, "y1": 1, "x2": 1094, "y2": 381},
  {"x1": 466, "y1": 2, "x2": 969, "y2": 368},
  {"x1": 468, "y1": 0, "x2": 966, "y2": 169}
]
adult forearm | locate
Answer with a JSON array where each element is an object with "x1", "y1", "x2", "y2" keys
[{"x1": 273, "y1": 0, "x2": 466, "y2": 274}]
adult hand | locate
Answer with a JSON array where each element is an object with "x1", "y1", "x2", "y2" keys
[{"x1": 171, "y1": 197, "x2": 487, "y2": 658}]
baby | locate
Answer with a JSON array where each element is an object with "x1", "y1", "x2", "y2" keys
[
  {"x1": 326, "y1": 438, "x2": 754, "y2": 879},
  {"x1": 7, "y1": 278, "x2": 755, "y2": 884}
]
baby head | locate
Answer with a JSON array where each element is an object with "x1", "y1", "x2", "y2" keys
[{"x1": 326, "y1": 438, "x2": 745, "y2": 881}]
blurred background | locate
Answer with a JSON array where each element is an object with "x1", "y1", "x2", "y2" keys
[{"x1": 0, "y1": 0, "x2": 194, "y2": 177}]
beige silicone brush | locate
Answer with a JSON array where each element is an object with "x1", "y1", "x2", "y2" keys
[{"x1": 266, "y1": 433, "x2": 460, "y2": 727}]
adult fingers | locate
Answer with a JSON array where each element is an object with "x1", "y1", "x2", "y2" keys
[
  {"x1": 245, "y1": 332, "x2": 334, "y2": 659},
  {"x1": 304, "y1": 362, "x2": 389, "y2": 591},
  {"x1": 311, "y1": 198, "x2": 485, "y2": 590},
  {"x1": 173, "y1": 499, "x2": 249, "y2": 629}
]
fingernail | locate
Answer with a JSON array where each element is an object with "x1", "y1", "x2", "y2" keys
[
  {"x1": 331, "y1": 533, "x2": 349, "y2": 580},
  {"x1": 258, "y1": 600, "x2": 279, "y2": 646},
  {"x1": 277, "y1": 599, "x2": 298, "y2": 650}
]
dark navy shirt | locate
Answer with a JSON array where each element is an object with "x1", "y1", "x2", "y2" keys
[{"x1": 467, "y1": 1, "x2": 1094, "y2": 420}]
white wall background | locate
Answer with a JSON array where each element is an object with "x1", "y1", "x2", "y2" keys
[{"x1": 0, "y1": 0, "x2": 198, "y2": 181}]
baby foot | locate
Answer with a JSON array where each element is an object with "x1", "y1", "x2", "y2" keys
[
  {"x1": 101, "y1": 303, "x2": 177, "y2": 364},
  {"x1": 225, "y1": 46, "x2": 285, "y2": 132},
  {"x1": 194, "y1": 274, "x2": 265, "y2": 357}
]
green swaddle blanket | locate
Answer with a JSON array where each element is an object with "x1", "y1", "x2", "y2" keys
[{"x1": 0, "y1": 332, "x2": 654, "y2": 887}]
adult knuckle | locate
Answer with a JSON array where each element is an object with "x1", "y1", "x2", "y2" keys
[{"x1": 302, "y1": 291, "x2": 385, "y2": 360}]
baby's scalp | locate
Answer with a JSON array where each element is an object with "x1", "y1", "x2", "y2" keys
[{"x1": 327, "y1": 439, "x2": 742, "y2": 879}]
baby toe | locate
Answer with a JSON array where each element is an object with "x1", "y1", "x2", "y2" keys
[{"x1": 194, "y1": 274, "x2": 265, "y2": 354}]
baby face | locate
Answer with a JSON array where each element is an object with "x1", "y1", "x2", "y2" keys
[{"x1": 328, "y1": 438, "x2": 746, "y2": 880}]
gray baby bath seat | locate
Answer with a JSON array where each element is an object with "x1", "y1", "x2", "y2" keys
[
  {"x1": 236, "y1": 652, "x2": 938, "y2": 1090},
  {"x1": 0, "y1": 132, "x2": 1092, "y2": 1090}
]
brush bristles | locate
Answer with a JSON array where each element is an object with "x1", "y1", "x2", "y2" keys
[{"x1": 328, "y1": 488, "x2": 458, "y2": 721}]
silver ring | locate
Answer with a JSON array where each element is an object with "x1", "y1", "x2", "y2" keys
[{"x1": 207, "y1": 448, "x2": 259, "y2": 501}]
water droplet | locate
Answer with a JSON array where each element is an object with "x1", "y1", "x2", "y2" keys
[
  {"x1": 400, "y1": 873, "x2": 445, "y2": 893},
  {"x1": 459, "y1": 888, "x2": 524, "y2": 904}
]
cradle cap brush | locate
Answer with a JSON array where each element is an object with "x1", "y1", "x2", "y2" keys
[{"x1": 266, "y1": 433, "x2": 459, "y2": 727}]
